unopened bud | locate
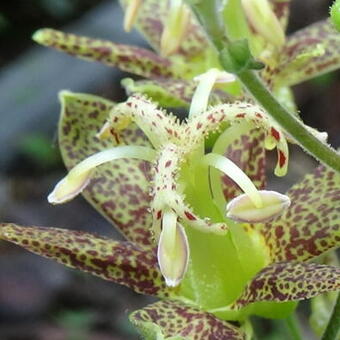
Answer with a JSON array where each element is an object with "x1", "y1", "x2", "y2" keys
[
  {"x1": 241, "y1": 0, "x2": 285, "y2": 48},
  {"x1": 160, "y1": 0, "x2": 190, "y2": 56}
]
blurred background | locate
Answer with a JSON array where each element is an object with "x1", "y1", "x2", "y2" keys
[{"x1": 0, "y1": 1, "x2": 338, "y2": 339}]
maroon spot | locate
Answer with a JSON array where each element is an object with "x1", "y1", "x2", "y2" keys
[
  {"x1": 165, "y1": 160, "x2": 172, "y2": 168},
  {"x1": 184, "y1": 211, "x2": 196, "y2": 221},
  {"x1": 271, "y1": 127, "x2": 280, "y2": 141},
  {"x1": 278, "y1": 150, "x2": 286, "y2": 168}
]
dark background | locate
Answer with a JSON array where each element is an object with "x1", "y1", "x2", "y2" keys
[{"x1": 0, "y1": 1, "x2": 338, "y2": 339}]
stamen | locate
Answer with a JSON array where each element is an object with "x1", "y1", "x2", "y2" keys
[
  {"x1": 123, "y1": 0, "x2": 143, "y2": 32},
  {"x1": 226, "y1": 190, "x2": 290, "y2": 223},
  {"x1": 157, "y1": 210, "x2": 189, "y2": 287},
  {"x1": 202, "y1": 153, "x2": 263, "y2": 208},
  {"x1": 189, "y1": 68, "x2": 236, "y2": 118},
  {"x1": 48, "y1": 146, "x2": 156, "y2": 204},
  {"x1": 160, "y1": 0, "x2": 190, "y2": 56},
  {"x1": 186, "y1": 103, "x2": 290, "y2": 177},
  {"x1": 109, "y1": 94, "x2": 180, "y2": 148}
]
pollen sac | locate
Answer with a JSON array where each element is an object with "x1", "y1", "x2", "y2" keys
[
  {"x1": 157, "y1": 221, "x2": 190, "y2": 287},
  {"x1": 48, "y1": 170, "x2": 92, "y2": 204},
  {"x1": 226, "y1": 190, "x2": 290, "y2": 223}
]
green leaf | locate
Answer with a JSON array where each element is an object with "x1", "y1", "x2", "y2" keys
[
  {"x1": 274, "y1": 20, "x2": 340, "y2": 87},
  {"x1": 232, "y1": 261, "x2": 340, "y2": 309},
  {"x1": 0, "y1": 224, "x2": 173, "y2": 298},
  {"x1": 33, "y1": 28, "x2": 174, "y2": 79},
  {"x1": 58, "y1": 91, "x2": 154, "y2": 249},
  {"x1": 130, "y1": 300, "x2": 245, "y2": 340},
  {"x1": 257, "y1": 165, "x2": 340, "y2": 262}
]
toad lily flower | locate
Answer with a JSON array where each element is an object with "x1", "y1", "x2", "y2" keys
[
  {"x1": 2, "y1": 1, "x2": 339, "y2": 338},
  {"x1": 1, "y1": 91, "x2": 339, "y2": 339},
  {"x1": 47, "y1": 91, "x2": 290, "y2": 286}
]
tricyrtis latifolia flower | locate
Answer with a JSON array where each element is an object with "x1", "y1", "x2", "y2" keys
[
  {"x1": 2, "y1": 90, "x2": 339, "y2": 339},
  {"x1": 48, "y1": 92, "x2": 291, "y2": 286},
  {"x1": 1, "y1": 1, "x2": 340, "y2": 338}
]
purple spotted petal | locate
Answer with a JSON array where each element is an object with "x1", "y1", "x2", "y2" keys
[
  {"x1": 232, "y1": 261, "x2": 340, "y2": 309},
  {"x1": 58, "y1": 91, "x2": 154, "y2": 249},
  {"x1": 258, "y1": 165, "x2": 340, "y2": 262},
  {"x1": 274, "y1": 20, "x2": 340, "y2": 87},
  {"x1": 0, "y1": 224, "x2": 172, "y2": 298},
  {"x1": 33, "y1": 28, "x2": 174, "y2": 79},
  {"x1": 122, "y1": 78, "x2": 232, "y2": 108},
  {"x1": 130, "y1": 300, "x2": 245, "y2": 340}
]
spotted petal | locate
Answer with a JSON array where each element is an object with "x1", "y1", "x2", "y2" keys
[
  {"x1": 33, "y1": 28, "x2": 174, "y2": 79},
  {"x1": 58, "y1": 91, "x2": 154, "y2": 248},
  {"x1": 274, "y1": 20, "x2": 340, "y2": 88},
  {"x1": 258, "y1": 165, "x2": 340, "y2": 262},
  {"x1": 130, "y1": 300, "x2": 245, "y2": 340},
  {"x1": 122, "y1": 78, "x2": 231, "y2": 108},
  {"x1": 232, "y1": 261, "x2": 340, "y2": 309},
  {"x1": 0, "y1": 224, "x2": 172, "y2": 298}
]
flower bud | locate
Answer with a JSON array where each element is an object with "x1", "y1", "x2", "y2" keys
[
  {"x1": 160, "y1": 0, "x2": 190, "y2": 56},
  {"x1": 226, "y1": 190, "x2": 290, "y2": 223},
  {"x1": 241, "y1": 0, "x2": 285, "y2": 48}
]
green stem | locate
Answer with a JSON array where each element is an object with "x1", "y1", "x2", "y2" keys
[
  {"x1": 187, "y1": 0, "x2": 340, "y2": 173},
  {"x1": 285, "y1": 314, "x2": 303, "y2": 340},
  {"x1": 321, "y1": 292, "x2": 340, "y2": 340},
  {"x1": 237, "y1": 70, "x2": 340, "y2": 172}
]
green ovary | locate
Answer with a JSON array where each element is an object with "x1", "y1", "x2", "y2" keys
[{"x1": 177, "y1": 162, "x2": 297, "y2": 321}]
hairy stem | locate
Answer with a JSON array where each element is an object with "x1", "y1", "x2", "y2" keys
[{"x1": 187, "y1": 0, "x2": 340, "y2": 173}]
